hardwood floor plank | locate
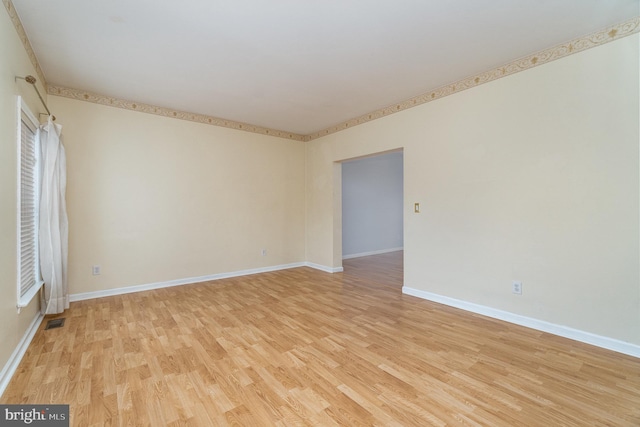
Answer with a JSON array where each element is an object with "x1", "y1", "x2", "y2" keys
[{"x1": 2, "y1": 251, "x2": 639, "y2": 426}]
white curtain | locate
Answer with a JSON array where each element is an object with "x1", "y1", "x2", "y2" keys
[{"x1": 39, "y1": 116, "x2": 69, "y2": 315}]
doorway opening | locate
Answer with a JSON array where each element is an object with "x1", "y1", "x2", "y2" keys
[{"x1": 338, "y1": 149, "x2": 404, "y2": 289}]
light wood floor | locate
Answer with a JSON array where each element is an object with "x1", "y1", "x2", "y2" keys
[{"x1": 3, "y1": 251, "x2": 640, "y2": 426}]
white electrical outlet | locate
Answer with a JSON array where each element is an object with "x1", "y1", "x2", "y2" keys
[
  {"x1": 512, "y1": 281, "x2": 522, "y2": 295},
  {"x1": 92, "y1": 265, "x2": 101, "y2": 275},
  {"x1": 261, "y1": 249, "x2": 267, "y2": 256}
]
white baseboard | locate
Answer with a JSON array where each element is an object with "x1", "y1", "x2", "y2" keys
[
  {"x1": 0, "y1": 311, "x2": 44, "y2": 398},
  {"x1": 70, "y1": 261, "x2": 347, "y2": 302},
  {"x1": 305, "y1": 262, "x2": 344, "y2": 273},
  {"x1": 342, "y1": 247, "x2": 403, "y2": 260},
  {"x1": 70, "y1": 262, "x2": 306, "y2": 302},
  {"x1": 402, "y1": 286, "x2": 640, "y2": 359}
]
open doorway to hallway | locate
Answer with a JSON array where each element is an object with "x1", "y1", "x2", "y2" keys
[{"x1": 340, "y1": 150, "x2": 404, "y2": 288}]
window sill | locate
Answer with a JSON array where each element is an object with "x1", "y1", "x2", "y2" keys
[{"x1": 17, "y1": 281, "x2": 44, "y2": 311}]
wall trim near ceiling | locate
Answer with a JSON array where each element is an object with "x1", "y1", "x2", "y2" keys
[
  {"x1": 403, "y1": 286, "x2": 640, "y2": 359},
  {"x1": 5, "y1": 0, "x2": 638, "y2": 142},
  {"x1": 305, "y1": 15, "x2": 640, "y2": 141},
  {"x1": 47, "y1": 86, "x2": 307, "y2": 141},
  {"x1": 2, "y1": 0, "x2": 47, "y2": 91}
]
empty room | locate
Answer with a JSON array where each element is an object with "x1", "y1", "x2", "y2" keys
[{"x1": 1, "y1": 1, "x2": 639, "y2": 425}]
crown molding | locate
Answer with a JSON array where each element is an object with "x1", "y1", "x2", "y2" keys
[
  {"x1": 305, "y1": 15, "x2": 640, "y2": 141},
  {"x1": 47, "y1": 86, "x2": 306, "y2": 141},
  {"x1": 3, "y1": 0, "x2": 47, "y2": 91}
]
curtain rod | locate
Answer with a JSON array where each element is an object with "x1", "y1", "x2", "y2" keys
[{"x1": 16, "y1": 75, "x2": 56, "y2": 121}]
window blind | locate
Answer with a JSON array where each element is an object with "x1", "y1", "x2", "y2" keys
[{"x1": 18, "y1": 108, "x2": 41, "y2": 302}]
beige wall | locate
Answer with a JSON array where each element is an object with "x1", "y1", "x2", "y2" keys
[
  {"x1": 306, "y1": 34, "x2": 640, "y2": 344},
  {"x1": 0, "y1": 6, "x2": 45, "y2": 374},
  {"x1": 48, "y1": 96, "x2": 306, "y2": 296}
]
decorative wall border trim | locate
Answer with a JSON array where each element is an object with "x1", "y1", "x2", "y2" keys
[
  {"x1": 305, "y1": 15, "x2": 640, "y2": 141},
  {"x1": 47, "y1": 85, "x2": 307, "y2": 142},
  {"x1": 5, "y1": 0, "x2": 638, "y2": 143},
  {"x1": 3, "y1": 0, "x2": 47, "y2": 91},
  {"x1": 402, "y1": 286, "x2": 640, "y2": 359}
]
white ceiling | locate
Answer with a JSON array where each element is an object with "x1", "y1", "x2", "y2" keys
[{"x1": 12, "y1": 0, "x2": 640, "y2": 136}]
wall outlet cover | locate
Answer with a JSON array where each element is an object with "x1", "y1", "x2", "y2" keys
[{"x1": 512, "y1": 281, "x2": 522, "y2": 295}]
